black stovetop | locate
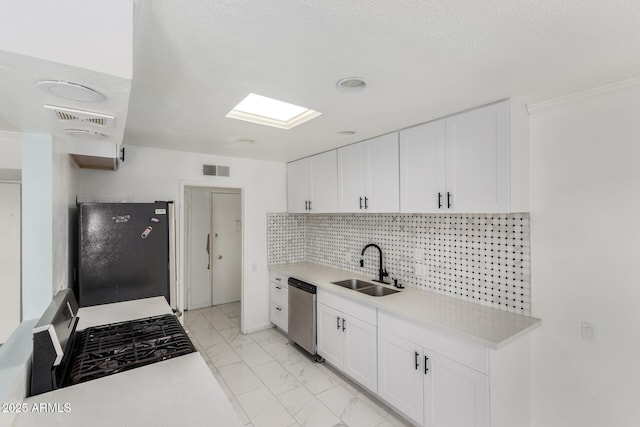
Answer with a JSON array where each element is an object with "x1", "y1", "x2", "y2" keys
[{"x1": 66, "y1": 314, "x2": 195, "y2": 386}]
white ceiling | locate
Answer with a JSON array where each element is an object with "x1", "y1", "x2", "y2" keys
[{"x1": 2, "y1": 1, "x2": 640, "y2": 162}]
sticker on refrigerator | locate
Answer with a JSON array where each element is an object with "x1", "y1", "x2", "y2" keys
[
  {"x1": 141, "y1": 226, "x2": 153, "y2": 239},
  {"x1": 112, "y1": 215, "x2": 131, "y2": 224},
  {"x1": 150, "y1": 217, "x2": 160, "y2": 223},
  {"x1": 155, "y1": 209, "x2": 166, "y2": 215}
]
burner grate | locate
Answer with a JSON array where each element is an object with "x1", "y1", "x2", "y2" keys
[{"x1": 67, "y1": 314, "x2": 195, "y2": 385}]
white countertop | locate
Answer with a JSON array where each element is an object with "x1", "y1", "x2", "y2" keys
[
  {"x1": 11, "y1": 297, "x2": 241, "y2": 427},
  {"x1": 270, "y1": 261, "x2": 541, "y2": 349},
  {"x1": 14, "y1": 353, "x2": 241, "y2": 427},
  {"x1": 75, "y1": 296, "x2": 173, "y2": 331}
]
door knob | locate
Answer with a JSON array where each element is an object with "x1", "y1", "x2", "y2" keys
[{"x1": 217, "y1": 255, "x2": 223, "y2": 260}]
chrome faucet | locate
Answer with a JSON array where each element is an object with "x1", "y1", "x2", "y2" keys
[{"x1": 360, "y1": 243, "x2": 389, "y2": 284}]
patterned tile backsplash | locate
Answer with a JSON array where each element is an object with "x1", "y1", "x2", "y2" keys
[{"x1": 267, "y1": 213, "x2": 531, "y2": 315}]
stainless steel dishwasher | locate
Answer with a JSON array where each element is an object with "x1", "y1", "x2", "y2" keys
[{"x1": 287, "y1": 277, "x2": 317, "y2": 355}]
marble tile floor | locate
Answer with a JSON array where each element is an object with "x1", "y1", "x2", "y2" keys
[{"x1": 184, "y1": 303, "x2": 413, "y2": 427}]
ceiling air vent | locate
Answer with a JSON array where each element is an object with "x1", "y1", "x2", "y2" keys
[
  {"x1": 44, "y1": 104, "x2": 115, "y2": 128},
  {"x1": 203, "y1": 164, "x2": 230, "y2": 177}
]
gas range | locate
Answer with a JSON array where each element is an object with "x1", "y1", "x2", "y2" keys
[{"x1": 30, "y1": 289, "x2": 194, "y2": 396}]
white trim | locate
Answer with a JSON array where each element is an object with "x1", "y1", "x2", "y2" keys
[
  {"x1": 0, "y1": 130, "x2": 21, "y2": 139},
  {"x1": 527, "y1": 76, "x2": 640, "y2": 115},
  {"x1": 244, "y1": 322, "x2": 275, "y2": 334}
]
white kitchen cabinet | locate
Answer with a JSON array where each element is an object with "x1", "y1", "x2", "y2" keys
[
  {"x1": 316, "y1": 290, "x2": 377, "y2": 393},
  {"x1": 378, "y1": 328, "x2": 425, "y2": 424},
  {"x1": 378, "y1": 310, "x2": 529, "y2": 427},
  {"x1": 317, "y1": 303, "x2": 343, "y2": 367},
  {"x1": 338, "y1": 133, "x2": 399, "y2": 212},
  {"x1": 399, "y1": 119, "x2": 446, "y2": 213},
  {"x1": 287, "y1": 150, "x2": 338, "y2": 213},
  {"x1": 378, "y1": 323, "x2": 488, "y2": 427},
  {"x1": 424, "y1": 351, "x2": 488, "y2": 427},
  {"x1": 287, "y1": 159, "x2": 311, "y2": 214},
  {"x1": 400, "y1": 100, "x2": 528, "y2": 213},
  {"x1": 269, "y1": 269, "x2": 288, "y2": 332}
]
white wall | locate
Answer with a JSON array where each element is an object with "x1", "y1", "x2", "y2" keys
[
  {"x1": 0, "y1": 0, "x2": 133, "y2": 79},
  {"x1": 77, "y1": 145, "x2": 287, "y2": 332},
  {"x1": 21, "y1": 134, "x2": 53, "y2": 320},
  {"x1": 0, "y1": 183, "x2": 21, "y2": 343},
  {"x1": 0, "y1": 131, "x2": 21, "y2": 170},
  {"x1": 52, "y1": 142, "x2": 80, "y2": 294},
  {"x1": 21, "y1": 134, "x2": 80, "y2": 321},
  {"x1": 529, "y1": 80, "x2": 640, "y2": 427}
]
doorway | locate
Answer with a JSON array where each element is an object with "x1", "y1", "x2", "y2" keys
[
  {"x1": 184, "y1": 186, "x2": 242, "y2": 311},
  {"x1": 0, "y1": 181, "x2": 21, "y2": 343}
]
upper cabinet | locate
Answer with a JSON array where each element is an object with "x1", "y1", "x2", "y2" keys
[
  {"x1": 287, "y1": 99, "x2": 529, "y2": 214},
  {"x1": 337, "y1": 133, "x2": 399, "y2": 213},
  {"x1": 287, "y1": 150, "x2": 338, "y2": 213},
  {"x1": 400, "y1": 100, "x2": 529, "y2": 213}
]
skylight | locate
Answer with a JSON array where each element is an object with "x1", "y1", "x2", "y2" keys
[{"x1": 226, "y1": 93, "x2": 321, "y2": 129}]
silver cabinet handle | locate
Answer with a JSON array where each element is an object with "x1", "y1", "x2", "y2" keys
[
  {"x1": 336, "y1": 316, "x2": 341, "y2": 330},
  {"x1": 342, "y1": 318, "x2": 346, "y2": 331}
]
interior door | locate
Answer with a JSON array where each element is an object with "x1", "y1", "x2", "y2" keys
[
  {"x1": 211, "y1": 191, "x2": 241, "y2": 305},
  {"x1": 187, "y1": 187, "x2": 212, "y2": 309},
  {"x1": 0, "y1": 182, "x2": 21, "y2": 343}
]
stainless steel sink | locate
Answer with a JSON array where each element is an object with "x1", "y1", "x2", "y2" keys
[
  {"x1": 357, "y1": 285, "x2": 401, "y2": 297},
  {"x1": 331, "y1": 279, "x2": 376, "y2": 290},
  {"x1": 331, "y1": 279, "x2": 401, "y2": 297}
]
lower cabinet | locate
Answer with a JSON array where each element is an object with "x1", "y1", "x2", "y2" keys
[
  {"x1": 269, "y1": 269, "x2": 288, "y2": 332},
  {"x1": 378, "y1": 328, "x2": 488, "y2": 427},
  {"x1": 316, "y1": 290, "x2": 377, "y2": 394},
  {"x1": 309, "y1": 287, "x2": 531, "y2": 427},
  {"x1": 377, "y1": 311, "x2": 530, "y2": 427}
]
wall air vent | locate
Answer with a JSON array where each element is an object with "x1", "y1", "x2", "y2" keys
[
  {"x1": 203, "y1": 164, "x2": 230, "y2": 177},
  {"x1": 44, "y1": 104, "x2": 115, "y2": 128}
]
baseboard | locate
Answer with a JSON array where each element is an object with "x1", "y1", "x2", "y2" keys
[{"x1": 243, "y1": 322, "x2": 274, "y2": 334}]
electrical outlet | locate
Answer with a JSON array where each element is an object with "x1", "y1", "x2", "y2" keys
[
  {"x1": 581, "y1": 322, "x2": 595, "y2": 342},
  {"x1": 414, "y1": 263, "x2": 427, "y2": 277},
  {"x1": 413, "y1": 248, "x2": 425, "y2": 260}
]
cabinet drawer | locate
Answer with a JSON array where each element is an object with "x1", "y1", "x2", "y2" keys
[
  {"x1": 269, "y1": 270, "x2": 287, "y2": 285},
  {"x1": 270, "y1": 302, "x2": 288, "y2": 332},
  {"x1": 378, "y1": 310, "x2": 488, "y2": 374},
  {"x1": 317, "y1": 289, "x2": 376, "y2": 325},
  {"x1": 270, "y1": 281, "x2": 288, "y2": 307}
]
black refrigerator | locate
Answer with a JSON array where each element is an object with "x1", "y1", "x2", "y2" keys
[{"x1": 77, "y1": 202, "x2": 175, "y2": 307}]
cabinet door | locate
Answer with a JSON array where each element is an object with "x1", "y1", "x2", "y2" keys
[
  {"x1": 317, "y1": 303, "x2": 343, "y2": 368},
  {"x1": 366, "y1": 133, "x2": 399, "y2": 213},
  {"x1": 309, "y1": 150, "x2": 338, "y2": 212},
  {"x1": 287, "y1": 158, "x2": 310, "y2": 213},
  {"x1": 423, "y1": 351, "x2": 489, "y2": 427},
  {"x1": 377, "y1": 329, "x2": 424, "y2": 426},
  {"x1": 343, "y1": 315, "x2": 377, "y2": 394},
  {"x1": 445, "y1": 101, "x2": 509, "y2": 213},
  {"x1": 400, "y1": 120, "x2": 446, "y2": 213},
  {"x1": 338, "y1": 142, "x2": 366, "y2": 212}
]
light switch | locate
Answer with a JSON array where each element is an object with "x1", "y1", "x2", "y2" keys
[
  {"x1": 581, "y1": 322, "x2": 595, "y2": 342},
  {"x1": 414, "y1": 248, "x2": 425, "y2": 260}
]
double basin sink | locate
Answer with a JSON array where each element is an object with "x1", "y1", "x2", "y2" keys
[{"x1": 331, "y1": 279, "x2": 400, "y2": 297}]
